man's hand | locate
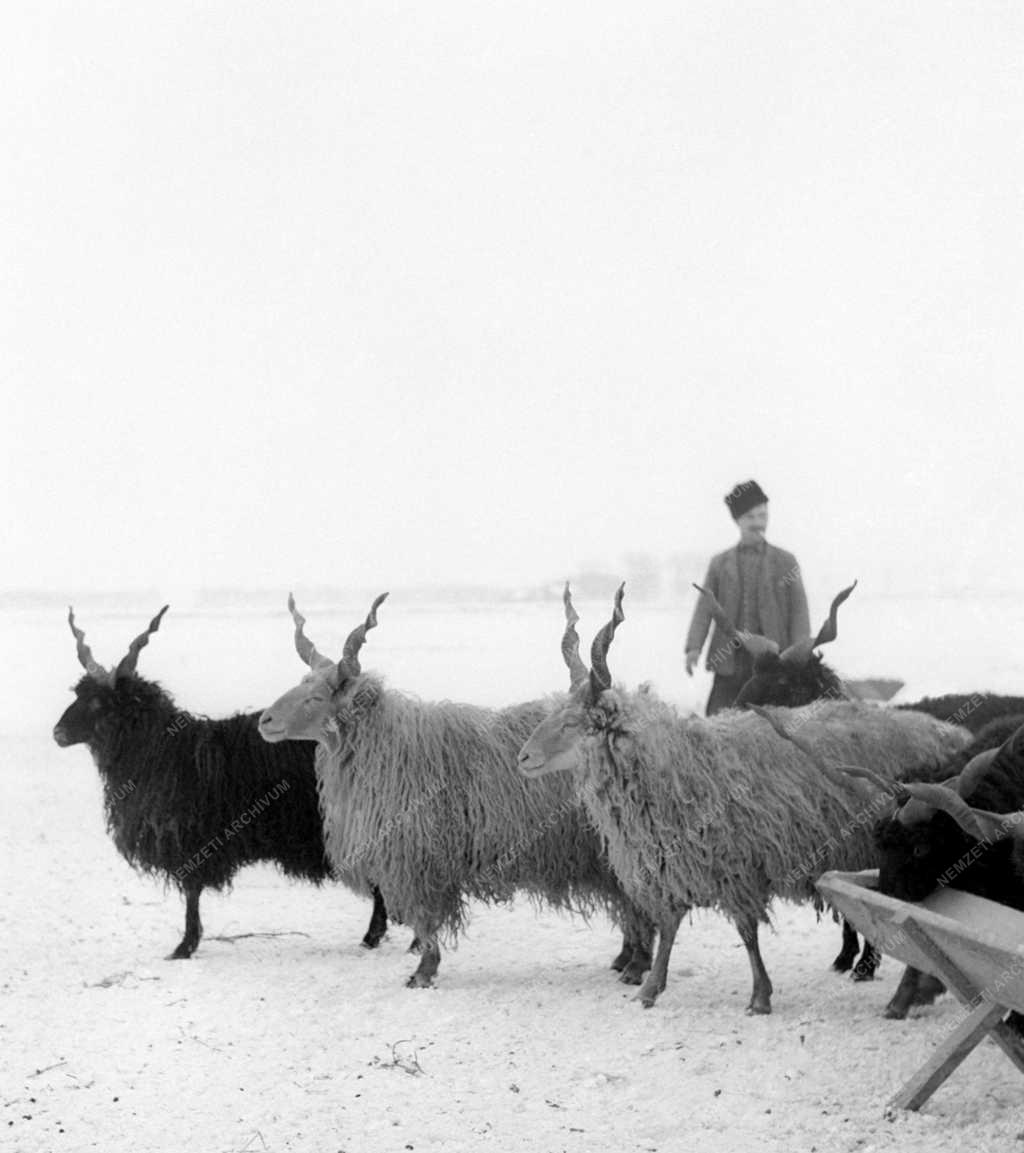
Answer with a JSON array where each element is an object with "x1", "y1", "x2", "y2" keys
[{"x1": 685, "y1": 649, "x2": 701, "y2": 677}]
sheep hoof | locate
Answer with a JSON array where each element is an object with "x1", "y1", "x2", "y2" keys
[
  {"x1": 618, "y1": 966, "x2": 646, "y2": 986},
  {"x1": 609, "y1": 950, "x2": 632, "y2": 972},
  {"x1": 406, "y1": 973, "x2": 434, "y2": 989},
  {"x1": 165, "y1": 945, "x2": 195, "y2": 960},
  {"x1": 831, "y1": 957, "x2": 854, "y2": 973},
  {"x1": 746, "y1": 998, "x2": 772, "y2": 1015},
  {"x1": 361, "y1": 934, "x2": 385, "y2": 950},
  {"x1": 883, "y1": 1004, "x2": 908, "y2": 1020},
  {"x1": 851, "y1": 969, "x2": 876, "y2": 983},
  {"x1": 634, "y1": 984, "x2": 661, "y2": 1008}
]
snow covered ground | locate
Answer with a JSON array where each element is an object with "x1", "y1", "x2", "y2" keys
[{"x1": 4, "y1": 596, "x2": 1024, "y2": 1152}]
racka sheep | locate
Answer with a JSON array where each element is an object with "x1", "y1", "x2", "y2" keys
[
  {"x1": 693, "y1": 580, "x2": 880, "y2": 976},
  {"x1": 692, "y1": 582, "x2": 1011, "y2": 987},
  {"x1": 258, "y1": 591, "x2": 655, "y2": 988},
  {"x1": 517, "y1": 586, "x2": 969, "y2": 1012},
  {"x1": 53, "y1": 606, "x2": 390, "y2": 958}
]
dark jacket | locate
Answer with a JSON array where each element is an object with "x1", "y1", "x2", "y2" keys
[{"x1": 686, "y1": 543, "x2": 810, "y2": 676}]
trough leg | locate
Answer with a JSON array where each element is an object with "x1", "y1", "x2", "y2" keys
[
  {"x1": 167, "y1": 882, "x2": 203, "y2": 960},
  {"x1": 635, "y1": 910, "x2": 685, "y2": 1008},
  {"x1": 406, "y1": 919, "x2": 442, "y2": 988},
  {"x1": 887, "y1": 913, "x2": 1024, "y2": 1111},
  {"x1": 737, "y1": 914, "x2": 773, "y2": 1015},
  {"x1": 890, "y1": 999, "x2": 1024, "y2": 1111},
  {"x1": 361, "y1": 886, "x2": 389, "y2": 949},
  {"x1": 832, "y1": 920, "x2": 860, "y2": 972}
]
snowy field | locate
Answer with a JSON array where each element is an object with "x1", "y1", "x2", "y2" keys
[{"x1": 4, "y1": 592, "x2": 1024, "y2": 1153}]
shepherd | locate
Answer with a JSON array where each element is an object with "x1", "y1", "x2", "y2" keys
[{"x1": 684, "y1": 479, "x2": 810, "y2": 715}]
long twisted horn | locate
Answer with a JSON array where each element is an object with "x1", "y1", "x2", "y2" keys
[
  {"x1": 959, "y1": 719, "x2": 1024, "y2": 799},
  {"x1": 955, "y1": 748, "x2": 1000, "y2": 800},
  {"x1": 692, "y1": 584, "x2": 779, "y2": 657},
  {"x1": 338, "y1": 592, "x2": 389, "y2": 680},
  {"x1": 287, "y1": 593, "x2": 335, "y2": 671},
  {"x1": 893, "y1": 780, "x2": 1000, "y2": 841},
  {"x1": 113, "y1": 606, "x2": 169, "y2": 681},
  {"x1": 68, "y1": 607, "x2": 110, "y2": 681},
  {"x1": 561, "y1": 583, "x2": 588, "y2": 691},
  {"x1": 780, "y1": 581, "x2": 857, "y2": 665},
  {"x1": 588, "y1": 583, "x2": 625, "y2": 699}
]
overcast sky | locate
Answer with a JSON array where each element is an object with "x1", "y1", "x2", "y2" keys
[{"x1": 4, "y1": 2, "x2": 1021, "y2": 605}]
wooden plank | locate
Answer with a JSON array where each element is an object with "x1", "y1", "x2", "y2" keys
[{"x1": 889, "y1": 999, "x2": 1008, "y2": 1111}]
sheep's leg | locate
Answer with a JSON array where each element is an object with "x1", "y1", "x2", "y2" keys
[
  {"x1": 610, "y1": 939, "x2": 634, "y2": 972},
  {"x1": 852, "y1": 938, "x2": 881, "y2": 982},
  {"x1": 361, "y1": 886, "x2": 389, "y2": 949},
  {"x1": 912, "y1": 972, "x2": 946, "y2": 1006},
  {"x1": 167, "y1": 883, "x2": 203, "y2": 960},
  {"x1": 1005, "y1": 1011, "x2": 1024, "y2": 1038},
  {"x1": 619, "y1": 936, "x2": 654, "y2": 986},
  {"x1": 406, "y1": 919, "x2": 442, "y2": 988},
  {"x1": 635, "y1": 910, "x2": 685, "y2": 1008},
  {"x1": 615, "y1": 907, "x2": 656, "y2": 985},
  {"x1": 737, "y1": 915, "x2": 773, "y2": 1015},
  {"x1": 885, "y1": 967, "x2": 946, "y2": 1018},
  {"x1": 884, "y1": 965, "x2": 920, "y2": 1019},
  {"x1": 885, "y1": 965, "x2": 948, "y2": 1018},
  {"x1": 831, "y1": 920, "x2": 859, "y2": 972}
]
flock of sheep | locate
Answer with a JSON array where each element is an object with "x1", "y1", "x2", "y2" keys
[{"x1": 52, "y1": 585, "x2": 1024, "y2": 1037}]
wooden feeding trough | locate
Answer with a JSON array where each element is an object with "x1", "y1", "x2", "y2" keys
[{"x1": 817, "y1": 869, "x2": 1024, "y2": 1111}]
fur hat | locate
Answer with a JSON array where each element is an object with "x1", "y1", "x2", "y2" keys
[{"x1": 725, "y1": 479, "x2": 769, "y2": 520}]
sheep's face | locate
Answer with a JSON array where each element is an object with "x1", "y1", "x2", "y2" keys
[
  {"x1": 735, "y1": 654, "x2": 843, "y2": 709},
  {"x1": 874, "y1": 813, "x2": 966, "y2": 902},
  {"x1": 518, "y1": 695, "x2": 590, "y2": 778},
  {"x1": 53, "y1": 677, "x2": 115, "y2": 746},
  {"x1": 53, "y1": 675, "x2": 155, "y2": 747},
  {"x1": 259, "y1": 670, "x2": 341, "y2": 743},
  {"x1": 259, "y1": 671, "x2": 380, "y2": 745}
]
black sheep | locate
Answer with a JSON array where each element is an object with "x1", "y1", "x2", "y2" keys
[
  {"x1": 861, "y1": 721, "x2": 1024, "y2": 1018},
  {"x1": 898, "y1": 693, "x2": 1024, "y2": 736},
  {"x1": 53, "y1": 606, "x2": 389, "y2": 958}
]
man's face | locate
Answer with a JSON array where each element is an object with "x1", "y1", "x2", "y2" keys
[{"x1": 735, "y1": 503, "x2": 769, "y2": 542}]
